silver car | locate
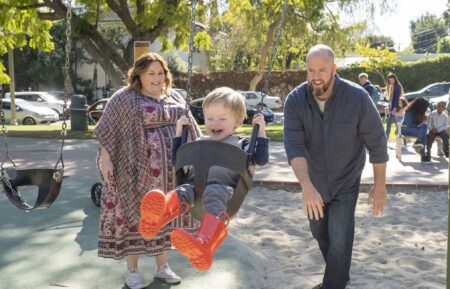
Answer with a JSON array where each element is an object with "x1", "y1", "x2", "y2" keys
[{"x1": 1, "y1": 98, "x2": 59, "y2": 125}]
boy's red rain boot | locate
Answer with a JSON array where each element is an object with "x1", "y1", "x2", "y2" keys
[
  {"x1": 139, "y1": 189, "x2": 188, "y2": 239},
  {"x1": 170, "y1": 212, "x2": 228, "y2": 271}
]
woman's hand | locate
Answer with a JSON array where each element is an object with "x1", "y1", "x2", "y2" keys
[
  {"x1": 176, "y1": 115, "x2": 191, "y2": 137},
  {"x1": 99, "y1": 158, "x2": 113, "y2": 186},
  {"x1": 252, "y1": 113, "x2": 266, "y2": 137}
]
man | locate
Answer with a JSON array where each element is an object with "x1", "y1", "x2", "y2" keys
[
  {"x1": 358, "y1": 72, "x2": 374, "y2": 95},
  {"x1": 283, "y1": 44, "x2": 388, "y2": 289},
  {"x1": 424, "y1": 101, "x2": 449, "y2": 160}
]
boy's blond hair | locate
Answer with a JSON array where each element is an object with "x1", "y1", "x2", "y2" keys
[{"x1": 203, "y1": 87, "x2": 246, "y2": 121}]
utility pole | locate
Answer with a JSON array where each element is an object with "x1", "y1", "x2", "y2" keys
[{"x1": 7, "y1": 47, "x2": 18, "y2": 125}]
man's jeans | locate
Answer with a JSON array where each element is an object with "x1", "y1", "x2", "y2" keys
[{"x1": 309, "y1": 180, "x2": 360, "y2": 289}]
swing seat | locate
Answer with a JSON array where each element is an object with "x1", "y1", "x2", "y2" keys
[
  {"x1": 175, "y1": 140, "x2": 254, "y2": 220},
  {"x1": 1, "y1": 168, "x2": 64, "y2": 210}
]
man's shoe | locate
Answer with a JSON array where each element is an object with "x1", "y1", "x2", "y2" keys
[
  {"x1": 125, "y1": 269, "x2": 146, "y2": 289},
  {"x1": 154, "y1": 263, "x2": 181, "y2": 284},
  {"x1": 412, "y1": 142, "x2": 424, "y2": 154}
]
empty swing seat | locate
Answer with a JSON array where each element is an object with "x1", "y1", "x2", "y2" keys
[{"x1": 1, "y1": 168, "x2": 64, "y2": 210}]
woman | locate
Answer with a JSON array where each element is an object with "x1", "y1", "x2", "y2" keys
[
  {"x1": 385, "y1": 72, "x2": 404, "y2": 138},
  {"x1": 94, "y1": 52, "x2": 199, "y2": 289},
  {"x1": 400, "y1": 97, "x2": 429, "y2": 160}
]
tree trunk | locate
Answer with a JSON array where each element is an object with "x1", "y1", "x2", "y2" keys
[
  {"x1": 248, "y1": 20, "x2": 278, "y2": 91},
  {"x1": 81, "y1": 38, "x2": 124, "y2": 88}
]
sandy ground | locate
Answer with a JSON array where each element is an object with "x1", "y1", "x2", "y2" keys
[{"x1": 229, "y1": 186, "x2": 447, "y2": 289}]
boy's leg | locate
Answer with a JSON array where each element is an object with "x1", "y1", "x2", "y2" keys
[
  {"x1": 170, "y1": 184, "x2": 233, "y2": 271},
  {"x1": 202, "y1": 184, "x2": 234, "y2": 217},
  {"x1": 139, "y1": 185, "x2": 193, "y2": 239},
  {"x1": 426, "y1": 133, "x2": 435, "y2": 156},
  {"x1": 438, "y1": 131, "x2": 449, "y2": 156}
]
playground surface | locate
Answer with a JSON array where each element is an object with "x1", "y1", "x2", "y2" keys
[{"x1": 0, "y1": 137, "x2": 447, "y2": 288}]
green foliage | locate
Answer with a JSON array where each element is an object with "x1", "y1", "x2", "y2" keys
[
  {"x1": 355, "y1": 44, "x2": 399, "y2": 86},
  {"x1": 410, "y1": 13, "x2": 447, "y2": 53},
  {"x1": 437, "y1": 37, "x2": 450, "y2": 53},
  {"x1": 0, "y1": 2, "x2": 55, "y2": 83}
]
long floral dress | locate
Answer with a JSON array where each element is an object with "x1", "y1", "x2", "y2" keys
[{"x1": 98, "y1": 94, "x2": 198, "y2": 259}]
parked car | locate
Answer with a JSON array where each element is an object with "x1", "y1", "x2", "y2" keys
[
  {"x1": 428, "y1": 93, "x2": 449, "y2": 110},
  {"x1": 87, "y1": 98, "x2": 109, "y2": 124},
  {"x1": 1, "y1": 98, "x2": 59, "y2": 125},
  {"x1": 404, "y1": 82, "x2": 450, "y2": 101},
  {"x1": 189, "y1": 97, "x2": 274, "y2": 125},
  {"x1": 237, "y1": 90, "x2": 283, "y2": 110},
  {"x1": 5, "y1": 91, "x2": 69, "y2": 116}
]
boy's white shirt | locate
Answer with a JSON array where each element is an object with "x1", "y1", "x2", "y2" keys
[{"x1": 427, "y1": 110, "x2": 448, "y2": 133}]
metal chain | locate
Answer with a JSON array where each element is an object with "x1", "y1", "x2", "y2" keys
[
  {"x1": 185, "y1": 0, "x2": 198, "y2": 114},
  {"x1": 260, "y1": 0, "x2": 289, "y2": 109},
  {"x1": 55, "y1": 0, "x2": 72, "y2": 170}
]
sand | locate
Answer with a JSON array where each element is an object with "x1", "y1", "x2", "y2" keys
[{"x1": 229, "y1": 186, "x2": 447, "y2": 289}]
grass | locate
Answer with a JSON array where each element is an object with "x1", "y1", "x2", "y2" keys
[{"x1": 2, "y1": 122, "x2": 394, "y2": 143}]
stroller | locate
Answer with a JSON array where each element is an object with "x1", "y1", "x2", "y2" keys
[{"x1": 90, "y1": 182, "x2": 102, "y2": 207}]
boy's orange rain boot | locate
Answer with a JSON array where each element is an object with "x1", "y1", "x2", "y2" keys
[
  {"x1": 170, "y1": 212, "x2": 229, "y2": 271},
  {"x1": 139, "y1": 189, "x2": 188, "y2": 239}
]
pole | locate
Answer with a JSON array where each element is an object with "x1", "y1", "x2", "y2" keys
[
  {"x1": 447, "y1": 124, "x2": 449, "y2": 289},
  {"x1": 7, "y1": 47, "x2": 17, "y2": 125}
]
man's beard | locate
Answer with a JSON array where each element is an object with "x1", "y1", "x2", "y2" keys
[{"x1": 309, "y1": 76, "x2": 333, "y2": 99}]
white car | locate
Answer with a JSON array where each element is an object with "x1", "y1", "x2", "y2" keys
[
  {"x1": 5, "y1": 91, "x2": 69, "y2": 116},
  {"x1": 428, "y1": 93, "x2": 449, "y2": 110},
  {"x1": 1, "y1": 98, "x2": 60, "y2": 125},
  {"x1": 237, "y1": 90, "x2": 283, "y2": 109}
]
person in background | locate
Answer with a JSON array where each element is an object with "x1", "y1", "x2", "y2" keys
[
  {"x1": 358, "y1": 72, "x2": 381, "y2": 104},
  {"x1": 399, "y1": 97, "x2": 430, "y2": 162},
  {"x1": 385, "y1": 73, "x2": 404, "y2": 138},
  {"x1": 284, "y1": 44, "x2": 388, "y2": 289},
  {"x1": 424, "y1": 101, "x2": 449, "y2": 161},
  {"x1": 94, "y1": 52, "x2": 199, "y2": 289}
]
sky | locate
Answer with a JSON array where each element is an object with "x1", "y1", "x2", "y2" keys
[
  {"x1": 374, "y1": 0, "x2": 448, "y2": 50},
  {"x1": 334, "y1": 0, "x2": 449, "y2": 51}
]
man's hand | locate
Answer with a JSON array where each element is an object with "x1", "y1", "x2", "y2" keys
[
  {"x1": 301, "y1": 184, "x2": 324, "y2": 220},
  {"x1": 368, "y1": 185, "x2": 387, "y2": 216}
]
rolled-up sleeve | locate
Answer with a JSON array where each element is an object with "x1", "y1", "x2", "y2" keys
[
  {"x1": 358, "y1": 93, "x2": 389, "y2": 164},
  {"x1": 284, "y1": 91, "x2": 306, "y2": 164}
]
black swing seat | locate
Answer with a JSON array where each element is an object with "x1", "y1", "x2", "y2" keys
[
  {"x1": 175, "y1": 140, "x2": 254, "y2": 220},
  {"x1": 1, "y1": 168, "x2": 64, "y2": 210}
]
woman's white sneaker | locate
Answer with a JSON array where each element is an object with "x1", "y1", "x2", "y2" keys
[
  {"x1": 125, "y1": 268, "x2": 146, "y2": 289},
  {"x1": 154, "y1": 263, "x2": 181, "y2": 284}
]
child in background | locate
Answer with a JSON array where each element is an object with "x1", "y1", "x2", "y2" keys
[{"x1": 139, "y1": 87, "x2": 269, "y2": 270}]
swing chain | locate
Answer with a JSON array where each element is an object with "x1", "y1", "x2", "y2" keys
[
  {"x1": 185, "y1": 0, "x2": 198, "y2": 112},
  {"x1": 55, "y1": 0, "x2": 72, "y2": 170},
  {"x1": 260, "y1": 0, "x2": 289, "y2": 109},
  {"x1": 62, "y1": 0, "x2": 72, "y2": 134}
]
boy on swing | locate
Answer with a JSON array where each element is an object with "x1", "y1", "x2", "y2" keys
[{"x1": 139, "y1": 87, "x2": 269, "y2": 270}]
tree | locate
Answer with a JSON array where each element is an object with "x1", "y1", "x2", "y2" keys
[
  {"x1": 355, "y1": 44, "x2": 399, "y2": 86},
  {"x1": 410, "y1": 13, "x2": 447, "y2": 53},
  {"x1": 0, "y1": 0, "x2": 211, "y2": 88},
  {"x1": 205, "y1": 0, "x2": 390, "y2": 90},
  {"x1": 360, "y1": 34, "x2": 395, "y2": 50},
  {"x1": 437, "y1": 37, "x2": 450, "y2": 53},
  {"x1": 0, "y1": 2, "x2": 54, "y2": 84}
]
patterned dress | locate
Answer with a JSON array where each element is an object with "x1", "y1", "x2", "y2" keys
[{"x1": 98, "y1": 94, "x2": 198, "y2": 259}]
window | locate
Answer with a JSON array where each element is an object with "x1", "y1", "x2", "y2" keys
[
  {"x1": 2, "y1": 102, "x2": 10, "y2": 110},
  {"x1": 247, "y1": 93, "x2": 258, "y2": 100}
]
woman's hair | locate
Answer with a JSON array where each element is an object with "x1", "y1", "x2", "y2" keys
[
  {"x1": 406, "y1": 97, "x2": 429, "y2": 124},
  {"x1": 386, "y1": 72, "x2": 404, "y2": 100},
  {"x1": 203, "y1": 87, "x2": 247, "y2": 121},
  {"x1": 127, "y1": 52, "x2": 172, "y2": 94},
  {"x1": 398, "y1": 98, "x2": 408, "y2": 109}
]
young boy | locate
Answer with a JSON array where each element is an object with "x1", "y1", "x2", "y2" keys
[
  {"x1": 139, "y1": 87, "x2": 269, "y2": 270},
  {"x1": 424, "y1": 101, "x2": 449, "y2": 161}
]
